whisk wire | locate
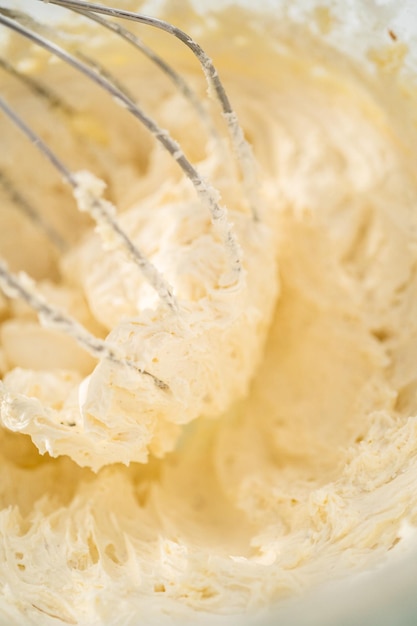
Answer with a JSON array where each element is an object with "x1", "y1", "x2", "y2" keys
[
  {"x1": 0, "y1": 260, "x2": 169, "y2": 390},
  {"x1": 68, "y1": 5, "x2": 220, "y2": 143},
  {"x1": 0, "y1": 171, "x2": 67, "y2": 251},
  {"x1": 0, "y1": 56, "x2": 73, "y2": 113}
]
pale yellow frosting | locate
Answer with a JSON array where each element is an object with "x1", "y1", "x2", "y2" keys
[{"x1": 1, "y1": 4, "x2": 417, "y2": 624}]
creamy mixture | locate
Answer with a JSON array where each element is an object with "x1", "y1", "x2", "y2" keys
[{"x1": 1, "y1": 3, "x2": 417, "y2": 625}]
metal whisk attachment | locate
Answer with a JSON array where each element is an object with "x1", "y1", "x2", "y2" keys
[
  {"x1": 0, "y1": 0, "x2": 277, "y2": 471},
  {"x1": 0, "y1": 0, "x2": 260, "y2": 386}
]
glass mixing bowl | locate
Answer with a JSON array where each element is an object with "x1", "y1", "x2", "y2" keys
[{"x1": 2, "y1": 2, "x2": 417, "y2": 625}]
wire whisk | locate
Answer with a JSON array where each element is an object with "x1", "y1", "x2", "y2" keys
[{"x1": 0, "y1": 0, "x2": 278, "y2": 470}]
